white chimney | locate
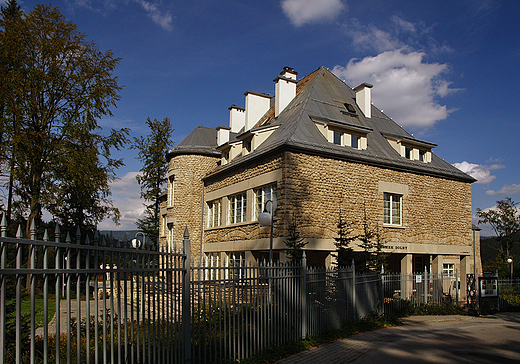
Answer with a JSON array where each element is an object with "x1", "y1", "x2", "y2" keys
[
  {"x1": 354, "y1": 83, "x2": 373, "y2": 118},
  {"x1": 228, "y1": 105, "x2": 245, "y2": 133},
  {"x1": 274, "y1": 66, "x2": 298, "y2": 117},
  {"x1": 216, "y1": 126, "x2": 230, "y2": 145},
  {"x1": 244, "y1": 91, "x2": 271, "y2": 131}
]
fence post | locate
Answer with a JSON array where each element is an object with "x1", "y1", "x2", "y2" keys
[
  {"x1": 182, "y1": 227, "x2": 192, "y2": 364},
  {"x1": 424, "y1": 266, "x2": 428, "y2": 304},
  {"x1": 301, "y1": 252, "x2": 307, "y2": 339},
  {"x1": 352, "y1": 259, "x2": 356, "y2": 321},
  {"x1": 455, "y1": 269, "x2": 459, "y2": 306},
  {"x1": 0, "y1": 213, "x2": 6, "y2": 364}
]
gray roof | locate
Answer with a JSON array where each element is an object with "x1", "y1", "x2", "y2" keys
[
  {"x1": 176, "y1": 67, "x2": 474, "y2": 183},
  {"x1": 167, "y1": 126, "x2": 221, "y2": 158}
]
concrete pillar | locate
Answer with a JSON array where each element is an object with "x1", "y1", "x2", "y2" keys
[
  {"x1": 401, "y1": 254, "x2": 413, "y2": 298},
  {"x1": 431, "y1": 255, "x2": 444, "y2": 301},
  {"x1": 326, "y1": 252, "x2": 337, "y2": 268}
]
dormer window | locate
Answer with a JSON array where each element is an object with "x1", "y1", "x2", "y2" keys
[
  {"x1": 334, "y1": 131, "x2": 342, "y2": 145},
  {"x1": 383, "y1": 133, "x2": 437, "y2": 163},
  {"x1": 312, "y1": 116, "x2": 371, "y2": 151}
]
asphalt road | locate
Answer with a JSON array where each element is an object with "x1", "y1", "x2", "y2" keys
[{"x1": 277, "y1": 313, "x2": 520, "y2": 364}]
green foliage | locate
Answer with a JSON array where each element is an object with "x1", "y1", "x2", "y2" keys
[
  {"x1": 477, "y1": 197, "x2": 520, "y2": 258},
  {"x1": 0, "y1": 3, "x2": 125, "y2": 233},
  {"x1": 357, "y1": 203, "x2": 388, "y2": 272},
  {"x1": 393, "y1": 301, "x2": 467, "y2": 317},
  {"x1": 333, "y1": 210, "x2": 357, "y2": 268},
  {"x1": 131, "y1": 117, "x2": 174, "y2": 243},
  {"x1": 283, "y1": 214, "x2": 308, "y2": 262}
]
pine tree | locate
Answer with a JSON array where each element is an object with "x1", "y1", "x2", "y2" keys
[
  {"x1": 132, "y1": 117, "x2": 174, "y2": 244},
  {"x1": 333, "y1": 209, "x2": 357, "y2": 268},
  {"x1": 283, "y1": 214, "x2": 308, "y2": 262}
]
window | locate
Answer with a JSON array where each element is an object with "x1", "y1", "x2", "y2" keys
[
  {"x1": 405, "y1": 147, "x2": 412, "y2": 160},
  {"x1": 443, "y1": 263, "x2": 455, "y2": 277},
  {"x1": 229, "y1": 192, "x2": 247, "y2": 224},
  {"x1": 255, "y1": 184, "x2": 277, "y2": 220},
  {"x1": 384, "y1": 193, "x2": 401, "y2": 225},
  {"x1": 208, "y1": 199, "x2": 222, "y2": 228},
  {"x1": 161, "y1": 215, "x2": 166, "y2": 237},
  {"x1": 333, "y1": 131, "x2": 342, "y2": 145},
  {"x1": 229, "y1": 252, "x2": 245, "y2": 279},
  {"x1": 167, "y1": 176, "x2": 175, "y2": 207},
  {"x1": 419, "y1": 150, "x2": 426, "y2": 162},
  {"x1": 351, "y1": 135, "x2": 359, "y2": 149}
]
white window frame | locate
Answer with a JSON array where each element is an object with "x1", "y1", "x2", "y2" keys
[
  {"x1": 167, "y1": 175, "x2": 175, "y2": 207},
  {"x1": 229, "y1": 192, "x2": 247, "y2": 224},
  {"x1": 443, "y1": 263, "x2": 455, "y2": 277},
  {"x1": 384, "y1": 193, "x2": 402, "y2": 226},
  {"x1": 254, "y1": 184, "x2": 277, "y2": 220},
  {"x1": 207, "y1": 199, "x2": 222, "y2": 228}
]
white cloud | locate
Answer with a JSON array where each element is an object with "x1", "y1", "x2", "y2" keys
[
  {"x1": 98, "y1": 171, "x2": 145, "y2": 230},
  {"x1": 281, "y1": 0, "x2": 346, "y2": 27},
  {"x1": 134, "y1": 0, "x2": 173, "y2": 31},
  {"x1": 486, "y1": 184, "x2": 520, "y2": 196},
  {"x1": 333, "y1": 49, "x2": 455, "y2": 129},
  {"x1": 453, "y1": 161, "x2": 504, "y2": 184}
]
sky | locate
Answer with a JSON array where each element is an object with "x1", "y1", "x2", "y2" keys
[{"x1": 3, "y1": 0, "x2": 520, "y2": 236}]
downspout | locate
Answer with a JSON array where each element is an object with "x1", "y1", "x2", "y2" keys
[{"x1": 200, "y1": 180, "x2": 205, "y2": 264}]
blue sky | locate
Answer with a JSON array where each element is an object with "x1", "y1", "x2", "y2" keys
[{"x1": 5, "y1": 0, "x2": 520, "y2": 235}]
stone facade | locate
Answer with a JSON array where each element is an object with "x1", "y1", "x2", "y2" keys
[
  {"x1": 164, "y1": 153, "x2": 219, "y2": 261},
  {"x1": 202, "y1": 150, "x2": 481, "y2": 276}
]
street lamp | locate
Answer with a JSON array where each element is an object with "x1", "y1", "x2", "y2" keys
[
  {"x1": 133, "y1": 232, "x2": 147, "y2": 249},
  {"x1": 258, "y1": 200, "x2": 275, "y2": 266},
  {"x1": 507, "y1": 258, "x2": 514, "y2": 280}
]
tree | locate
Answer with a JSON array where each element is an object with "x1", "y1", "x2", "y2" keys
[
  {"x1": 47, "y1": 115, "x2": 129, "y2": 234},
  {"x1": 132, "y1": 117, "x2": 174, "y2": 244},
  {"x1": 283, "y1": 214, "x2": 308, "y2": 262},
  {"x1": 358, "y1": 203, "x2": 388, "y2": 272},
  {"x1": 0, "y1": 4, "x2": 125, "y2": 234},
  {"x1": 333, "y1": 209, "x2": 357, "y2": 267},
  {"x1": 477, "y1": 197, "x2": 520, "y2": 276}
]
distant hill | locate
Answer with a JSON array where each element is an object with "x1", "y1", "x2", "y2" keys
[{"x1": 99, "y1": 230, "x2": 140, "y2": 241}]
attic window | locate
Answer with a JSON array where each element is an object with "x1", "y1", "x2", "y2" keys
[{"x1": 344, "y1": 103, "x2": 356, "y2": 114}]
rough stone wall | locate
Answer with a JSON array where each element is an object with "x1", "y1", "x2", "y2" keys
[
  {"x1": 168, "y1": 154, "x2": 219, "y2": 261},
  {"x1": 282, "y1": 152, "x2": 473, "y2": 248},
  {"x1": 203, "y1": 150, "x2": 473, "y2": 250},
  {"x1": 204, "y1": 153, "x2": 285, "y2": 244}
]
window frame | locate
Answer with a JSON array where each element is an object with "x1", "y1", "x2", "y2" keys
[
  {"x1": 229, "y1": 192, "x2": 247, "y2": 224},
  {"x1": 167, "y1": 175, "x2": 175, "y2": 207},
  {"x1": 207, "y1": 199, "x2": 222, "y2": 228},
  {"x1": 383, "y1": 192, "x2": 402, "y2": 226},
  {"x1": 254, "y1": 184, "x2": 277, "y2": 220}
]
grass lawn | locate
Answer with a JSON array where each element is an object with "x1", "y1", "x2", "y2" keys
[{"x1": 21, "y1": 294, "x2": 56, "y2": 328}]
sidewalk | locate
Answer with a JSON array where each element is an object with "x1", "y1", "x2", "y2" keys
[{"x1": 276, "y1": 315, "x2": 479, "y2": 364}]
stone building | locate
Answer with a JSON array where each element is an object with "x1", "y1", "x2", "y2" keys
[{"x1": 161, "y1": 66, "x2": 480, "y2": 282}]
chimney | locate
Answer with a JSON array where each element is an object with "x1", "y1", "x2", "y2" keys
[
  {"x1": 228, "y1": 105, "x2": 245, "y2": 133},
  {"x1": 354, "y1": 83, "x2": 373, "y2": 118},
  {"x1": 244, "y1": 91, "x2": 271, "y2": 131},
  {"x1": 216, "y1": 126, "x2": 230, "y2": 145},
  {"x1": 274, "y1": 66, "x2": 298, "y2": 117}
]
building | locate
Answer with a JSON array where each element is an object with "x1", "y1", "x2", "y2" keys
[{"x1": 161, "y1": 66, "x2": 480, "y2": 284}]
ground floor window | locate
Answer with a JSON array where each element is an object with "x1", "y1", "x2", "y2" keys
[
  {"x1": 229, "y1": 252, "x2": 245, "y2": 279},
  {"x1": 443, "y1": 263, "x2": 455, "y2": 277}
]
